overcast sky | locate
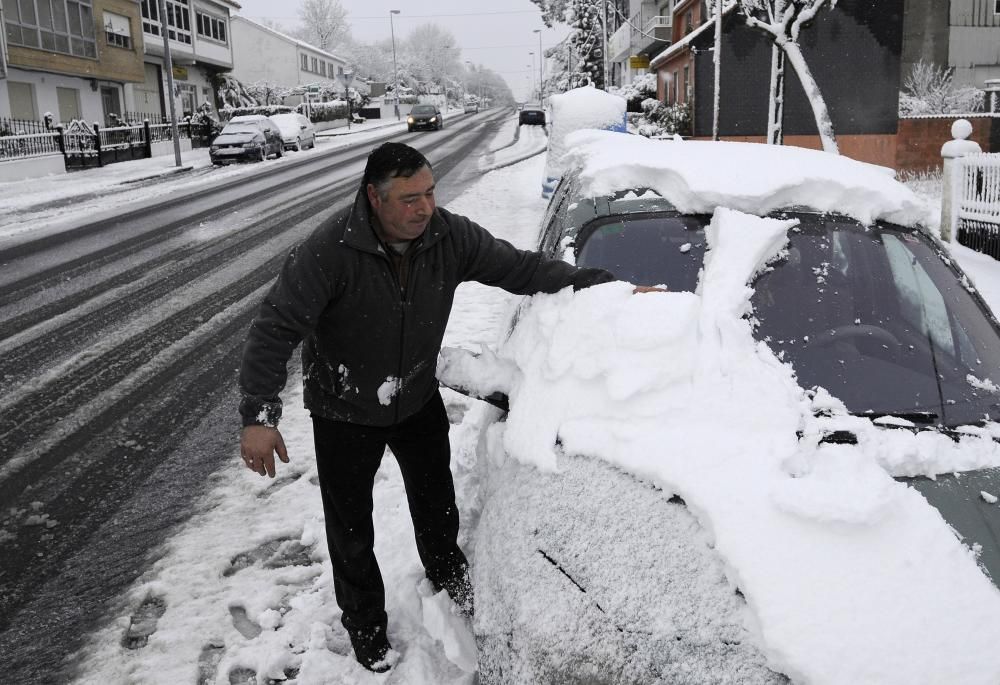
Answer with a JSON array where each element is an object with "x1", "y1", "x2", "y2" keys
[{"x1": 232, "y1": 0, "x2": 570, "y2": 100}]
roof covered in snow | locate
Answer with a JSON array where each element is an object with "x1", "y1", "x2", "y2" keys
[{"x1": 561, "y1": 130, "x2": 932, "y2": 227}]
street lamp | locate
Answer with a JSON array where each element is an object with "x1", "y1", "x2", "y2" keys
[
  {"x1": 529, "y1": 52, "x2": 535, "y2": 100},
  {"x1": 390, "y1": 9, "x2": 401, "y2": 120},
  {"x1": 533, "y1": 29, "x2": 543, "y2": 103}
]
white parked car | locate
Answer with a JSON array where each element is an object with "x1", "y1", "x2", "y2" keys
[{"x1": 269, "y1": 113, "x2": 316, "y2": 151}]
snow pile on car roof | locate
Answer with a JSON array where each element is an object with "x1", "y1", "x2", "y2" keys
[
  {"x1": 562, "y1": 130, "x2": 931, "y2": 227},
  {"x1": 545, "y1": 87, "x2": 627, "y2": 183},
  {"x1": 440, "y1": 207, "x2": 1000, "y2": 684}
]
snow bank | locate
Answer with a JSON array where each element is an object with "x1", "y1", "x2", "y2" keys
[
  {"x1": 561, "y1": 130, "x2": 931, "y2": 227},
  {"x1": 440, "y1": 207, "x2": 1000, "y2": 684}
]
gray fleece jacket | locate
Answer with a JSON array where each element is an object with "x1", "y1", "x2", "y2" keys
[{"x1": 239, "y1": 187, "x2": 615, "y2": 428}]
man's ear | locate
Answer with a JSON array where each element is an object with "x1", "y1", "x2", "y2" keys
[{"x1": 366, "y1": 183, "x2": 380, "y2": 210}]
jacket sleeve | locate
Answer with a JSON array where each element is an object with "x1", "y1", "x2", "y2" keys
[
  {"x1": 450, "y1": 212, "x2": 616, "y2": 295},
  {"x1": 239, "y1": 232, "x2": 338, "y2": 427}
]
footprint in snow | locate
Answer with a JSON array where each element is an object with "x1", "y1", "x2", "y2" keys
[
  {"x1": 222, "y1": 537, "x2": 314, "y2": 577},
  {"x1": 121, "y1": 594, "x2": 166, "y2": 649}
]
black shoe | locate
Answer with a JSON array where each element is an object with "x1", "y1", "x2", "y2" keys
[
  {"x1": 349, "y1": 625, "x2": 393, "y2": 673},
  {"x1": 434, "y1": 570, "x2": 475, "y2": 619}
]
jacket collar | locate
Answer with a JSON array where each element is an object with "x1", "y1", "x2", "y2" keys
[{"x1": 342, "y1": 185, "x2": 450, "y2": 255}]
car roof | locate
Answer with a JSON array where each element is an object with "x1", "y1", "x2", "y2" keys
[{"x1": 555, "y1": 131, "x2": 928, "y2": 228}]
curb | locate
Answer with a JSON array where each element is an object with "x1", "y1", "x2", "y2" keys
[
  {"x1": 119, "y1": 165, "x2": 196, "y2": 185},
  {"x1": 480, "y1": 147, "x2": 546, "y2": 173}
]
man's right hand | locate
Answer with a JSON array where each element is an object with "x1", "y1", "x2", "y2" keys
[{"x1": 240, "y1": 425, "x2": 289, "y2": 478}]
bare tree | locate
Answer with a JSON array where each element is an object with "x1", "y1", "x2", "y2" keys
[
  {"x1": 294, "y1": 0, "x2": 350, "y2": 51},
  {"x1": 899, "y1": 61, "x2": 985, "y2": 115},
  {"x1": 738, "y1": 0, "x2": 840, "y2": 154}
]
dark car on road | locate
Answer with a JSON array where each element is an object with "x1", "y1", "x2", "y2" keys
[
  {"x1": 443, "y1": 135, "x2": 1000, "y2": 684},
  {"x1": 209, "y1": 115, "x2": 284, "y2": 165},
  {"x1": 407, "y1": 104, "x2": 444, "y2": 131},
  {"x1": 518, "y1": 105, "x2": 545, "y2": 126}
]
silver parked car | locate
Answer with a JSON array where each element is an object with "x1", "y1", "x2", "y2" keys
[{"x1": 269, "y1": 112, "x2": 316, "y2": 151}]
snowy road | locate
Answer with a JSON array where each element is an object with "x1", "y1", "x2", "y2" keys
[{"x1": 0, "y1": 108, "x2": 514, "y2": 683}]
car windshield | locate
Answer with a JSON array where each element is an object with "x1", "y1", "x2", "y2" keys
[
  {"x1": 221, "y1": 124, "x2": 259, "y2": 134},
  {"x1": 411, "y1": 106, "x2": 436, "y2": 114},
  {"x1": 573, "y1": 212, "x2": 1000, "y2": 427}
]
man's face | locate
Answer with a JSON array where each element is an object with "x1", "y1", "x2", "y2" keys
[{"x1": 367, "y1": 166, "x2": 436, "y2": 243}]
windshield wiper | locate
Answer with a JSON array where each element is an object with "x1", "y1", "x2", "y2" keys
[{"x1": 854, "y1": 411, "x2": 939, "y2": 425}]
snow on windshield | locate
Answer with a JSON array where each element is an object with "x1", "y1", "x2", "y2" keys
[
  {"x1": 561, "y1": 130, "x2": 933, "y2": 228},
  {"x1": 439, "y1": 207, "x2": 1000, "y2": 684}
]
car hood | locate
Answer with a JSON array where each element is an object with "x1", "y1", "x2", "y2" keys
[{"x1": 213, "y1": 133, "x2": 260, "y2": 145}]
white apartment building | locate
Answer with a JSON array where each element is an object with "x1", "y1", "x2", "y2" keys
[
  {"x1": 229, "y1": 16, "x2": 354, "y2": 105},
  {"x1": 124, "y1": 0, "x2": 240, "y2": 119},
  {"x1": 608, "y1": 0, "x2": 674, "y2": 88}
]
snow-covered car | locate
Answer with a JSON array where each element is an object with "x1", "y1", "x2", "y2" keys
[
  {"x1": 464, "y1": 102, "x2": 479, "y2": 114},
  {"x1": 440, "y1": 132, "x2": 1000, "y2": 684},
  {"x1": 269, "y1": 112, "x2": 316, "y2": 151},
  {"x1": 407, "y1": 104, "x2": 444, "y2": 131},
  {"x1": 209, "y1": 115, "x2": 284, "y2": 165}
]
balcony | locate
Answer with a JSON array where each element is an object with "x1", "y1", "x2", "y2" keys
[{"x1": 638, "y1": 15, "x2": 672, "y2": 57}]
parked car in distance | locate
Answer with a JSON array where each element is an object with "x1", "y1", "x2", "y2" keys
[
  {"x1": 518, "y1": 104, "x2": 545, "y2": 126},
  {"x1": 407, "y1": 104, "x2": 444, "y2": 131},
  {"x1": 464, "y1": 101, "x2": 479, "y2": 114},
  {"x1": 269, "y1": 112, "x2": 316, "y2": 151},
  {"x1": 209, "y1": 115, "x2": 284, "y2": 165},
  {"x1": 444, "y1": 133, "x2": 1000, "y2": 684}
]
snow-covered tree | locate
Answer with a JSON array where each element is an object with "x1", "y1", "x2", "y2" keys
[
  {"x1": 293, "y1": 0, "x2": 350, "y2": 51},
  {"x1": 567, "y1": 0, "x2": 605, "y2": 89},
  {"x1": 707, "y1": 0, "x2": 726, "y2": 140},
  {"x1": 530, "y1": 0, "x2": 605, "y2": 92},
  {"x1": 214, "y1": 74, "x2": 257, "y2": 109},
  {"x1": 738, "y1": 0, "x2": 840, "y2": 154},
  {"x1": 244, "y1": 81, "x2": 291, "y2": 106},
  {"x1": 899, "y1": 61, "x2": 985, "y2": 116}
]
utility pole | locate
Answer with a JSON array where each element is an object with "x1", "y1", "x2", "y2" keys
[
  {"x1": 534, "y1": 29, "x2": 543, "y2": 102},
  {"x1": 390, "y1": 10, "x2": 401, "y2": 120},
  {"x1": 602, "y1": 0, "x2": 609, "y2": 89},
  {"x1": 156, "y1": 0, "x2": 181, "y2": 166}
]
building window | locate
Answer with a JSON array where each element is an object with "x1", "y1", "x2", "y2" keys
[
  {"x1": 995, "y1": 0, "x2": 999, "y2": 13},
  {"x1": 7, "y1": 81, "x2": 38, "y2": 120},
  {"x1": 104, "y1": 11, "x2": 131, "y2": 49},
  {"x1": 301, "y1": 53, "x2": 308, "y2": 70},
  {"x1": 683, "y1": 64, "x2": 690, "y2": 102},
  {"x1": 685, "y1": 10, "x2": 693, "y2": 34},
  {"x1": 311, "y1": 56, "x2": 318, "y2": 72},
  {"x1": 320, "y1": 61, "x2": 326, "y2": 77},
  {"x1": 4, "y1": 0, "x2": 97, "y2": 58},
  {"x1": 140, "y1": 0, "x2": 191, "y2": 45},
  {"x1": 672, "y1": 69, "x2": 679, "y2": 104},
  {"x1": 196, "y1": 11, "x2": 226, "y2": 44}
]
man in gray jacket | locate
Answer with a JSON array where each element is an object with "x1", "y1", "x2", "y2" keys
[{"x1": 239, "y1": 142, "x2": 616, "y2": 672}]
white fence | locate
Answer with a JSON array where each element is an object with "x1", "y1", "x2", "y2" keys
[{"x1": 955, "y1": 153, "x2": 1000, "y2": 259}]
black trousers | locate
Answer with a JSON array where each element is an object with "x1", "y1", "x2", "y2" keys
[{"x1": 311, "y1": 390, "x2": 468, "y2": 635}]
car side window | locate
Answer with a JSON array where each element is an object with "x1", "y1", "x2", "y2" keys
[{"x1": 575, "y1": 214, "x2": 707, "y2": 289}]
